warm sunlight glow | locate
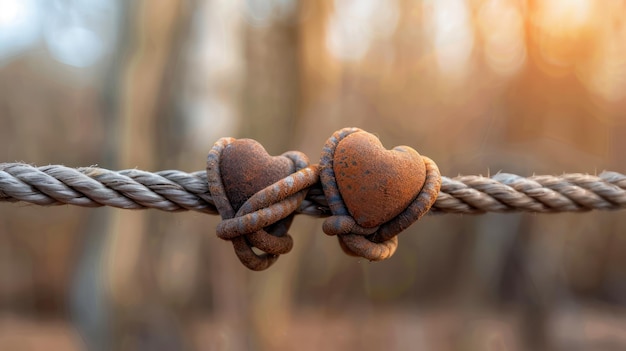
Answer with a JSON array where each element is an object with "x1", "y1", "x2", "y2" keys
[
  {"x1": 427, "y1": 0, "x2": 474, "y2": 80},
  {"x1": 326, "y1": 0, "x2": 399, "y2": 61},
  {"x1": 478, "y1": 0, "x2": 526, "y2": 76},
  {"x1": 532, "y1": 0, "x2": 595, "y2": 74},
  {"x1": 537, "y1": 0, "x2": 592, "y2": 34},
  {"x1": 579, "y1": 18, "x2": 626, "y2": 101}
]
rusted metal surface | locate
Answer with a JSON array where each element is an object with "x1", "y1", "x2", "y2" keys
[
  {"x1": 319, "y1": 128, "x2": 441, "y2": 261},
  {"x1": 332, "y1": 131, "x2": 426, "y2": 227},
  {"x1": 206, "y1": 138, "x2": 316, "y2": 271}
]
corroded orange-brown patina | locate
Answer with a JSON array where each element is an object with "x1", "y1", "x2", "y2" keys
[
  {"x1": 210, "y1": 138, "x2": 305, "y2": 271},
  {"x1": 333, "y1": 132, "x2": 426, "y2": 228},
  {"x1": 220, "y1": 139, "x2": 295, "y2": 211}
]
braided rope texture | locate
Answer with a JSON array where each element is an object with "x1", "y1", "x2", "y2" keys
[{"x1": 1, "y1": 163, "x2": 625, "y2": 215}]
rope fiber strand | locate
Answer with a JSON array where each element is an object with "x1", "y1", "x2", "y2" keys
[{"x1": 1, "y1": 163, "x2": 625, "y2": 215}]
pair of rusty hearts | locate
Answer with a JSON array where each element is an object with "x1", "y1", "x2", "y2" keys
[{"x1": 207, "y1": 127, "x2": 440, "y2": 270}]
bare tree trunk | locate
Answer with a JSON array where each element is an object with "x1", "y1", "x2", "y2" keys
[
  {"x1": 295, "y1": 0, "x2": 341, "y2": 154},
  {"x1": 102, "y1": 2, "x2": 187, "y2": 349},
  {"x1": 175, "y1": 1, "x2": 249, "y2": 350},
  {"x1": 240, "y1": 6, "x2": 303, "y2": 349},
  {"x1": 240, "y1": 11, "x2": 300, "y2": 153}
]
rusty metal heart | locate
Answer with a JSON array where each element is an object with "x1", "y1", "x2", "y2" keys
[
  {"x1": 220, "y1": 139, "x2": 295, "y2": 212},
  {"x1": 332, "y1": 131, "x2": 426, "y2": 228},
  {"x1": 207, "y1": 136, "x2": 314, "y2": 271}
]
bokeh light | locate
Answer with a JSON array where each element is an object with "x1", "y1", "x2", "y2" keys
[
  {"x1": 426, "y1": 0, "x2": 474, "y2": 80},
  {"x1": 537, "y1": 0, "x2": 592, "y2": 35},
  {"x1": 45, "y1": 25, "x2": 104, "y2": 68},
  {"x1": 531, "y1": 0, "x2": 594, "y2": 75},
  {"x1": 244, "y1": 0, "x2": 297, "y2": 27},
  {"x1": 0, "y1": 0, "x2": 40, "y2": 63},
  {"x1": 577, "y1": 2, "x2": 626, "y2": 102},
  {"x1": 0, "y1": 0, "x2": 117, "y2": 68},
  {"x1": 326, "y1": 0, "x2": 399, "y2": 61},
  {"x1": 478, "y1": 0, "x2": 526, "y2": 76}
]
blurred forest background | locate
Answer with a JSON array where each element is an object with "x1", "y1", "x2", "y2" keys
[{"x1": 1, "y1": 0, "x2": 626, "y2": 350}]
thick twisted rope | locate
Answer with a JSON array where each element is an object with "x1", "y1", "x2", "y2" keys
[{"x1": 1, "y1": 163, "x2": 625, "y2": 215}]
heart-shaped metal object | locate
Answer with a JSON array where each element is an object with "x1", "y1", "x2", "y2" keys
[
  {"x1": 320, "y1": 127, "x2": 440, "y2": 261},
  {"x1": 220, "y1": 139, "x2": 295, "y2": 211},
  {"x1": 333, "y1": 132, "x2": 426, "y2": 228},
  {"x1": 207, "y1": 138, "x2": 311, "y2": 270}
]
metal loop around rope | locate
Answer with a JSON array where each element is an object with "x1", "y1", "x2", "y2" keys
[{"x1": 206, "y1": 137, "x2": 317, "y2": 271}]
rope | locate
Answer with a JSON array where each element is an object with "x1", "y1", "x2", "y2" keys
[
  {"x1": 2, "y1": 163, "x2": 625, "y2": 215},
  {"x1": 5, "y1": 126, "x2": 623, "y2": 270}
]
